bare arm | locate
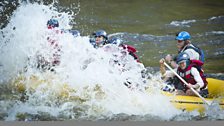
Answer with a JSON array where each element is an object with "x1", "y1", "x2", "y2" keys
[{"x1": 159, "y1": 58, "x2": 175, "y2": 80}]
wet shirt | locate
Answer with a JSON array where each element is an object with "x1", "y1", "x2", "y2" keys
[
  {"x1": 180, "y1": 44, "x2": 200, "y2": 60},
  {"x1": 162, "y1": 67, "x2": 204, "y2": 90}
]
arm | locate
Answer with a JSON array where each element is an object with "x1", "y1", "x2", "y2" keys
[
  {"x1": 185, "y1": 49, "x2": 200, "y2": 60},
  {"x1": 165, "y1": 54, "x2": 178, "y2": 68},
  {"x1": 160, "y1": 59, "x2": 166, "y2": 76},
  {"x1": 159, "y1": 59, "x2": 175, "y2": 80},
  {"x1": 190, "y1": 67, "x2": 204, "y2": 89}
]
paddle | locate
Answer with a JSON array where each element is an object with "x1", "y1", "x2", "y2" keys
[{"x1": 163, "y1": 62, "x2": 211, "y2": 106}]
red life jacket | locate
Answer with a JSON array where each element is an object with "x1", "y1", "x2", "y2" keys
[
  {"x1": 46, "y1": 28, "x2": 63, "y2": 65},
  {"x1": 177, "y1": 60, "x2": 207, "y2": 91},
  {"x1": 121, "y1": 44, "x2": 140, "y2": 62}
]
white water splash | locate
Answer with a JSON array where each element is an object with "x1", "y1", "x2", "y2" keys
[
  {"x1": 208, "y1": 16, "x2": 224, "y2": 21},
  {"x1": 169, "y1": 19, "x2": 196, "y2": 27},
  {"x1": 210, "y1": 31, "x2": 224, "y2": 35},
  {"x1": 205, "y1": 100, "x2": 224, "y2": 120},
  {"x1": 0, "y1": 1, "x2": 209, "y2": 121}
]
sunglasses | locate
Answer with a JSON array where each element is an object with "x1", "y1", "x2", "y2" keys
[
  {"x1": 95, "y1": 36, "x2": 104, "y2": 38},
  {"x1": 177, "y1": 40, "x2": 184, "y2": 43},
  {"x1": 178, "y1": 60, "x2": 186, "y2": 65}
]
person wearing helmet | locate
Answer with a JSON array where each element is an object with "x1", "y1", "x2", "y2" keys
[
  {"x1": 46, "y1": 18, "x2": 62, "y2": 66},
  {"x1": 109, "y1": 37, "x2": 140, "y2": 62},
  {"x1": 164, "y1": 31, "x2": 204, "y2": 68},
  {"x1": 47, "y1": 18, "x2": 59, "y2": 29},
  {"x1": 90, "y1": 30, "x2": 108, "y2": 48},
  {"x1": 159, "y1": 52, "x2": 208, "y2": 97},
  {"x1": 36, "y1": 18, "x2": 62, "y2": 72},
  {"x1": 176, "y1": 31, "x2": 200, "y2": 60}
]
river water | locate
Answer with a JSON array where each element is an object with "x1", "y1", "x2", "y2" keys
[{"x1": 0, "y1": 0, "x2": 224, "y2": 121}]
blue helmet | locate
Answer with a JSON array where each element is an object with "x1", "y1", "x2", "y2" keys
[
  {"x1": 176, "y1": 52, "x2": 190, "y2": 65},
  {"x1": 176, "y1": 31, "x2": 191, "y2": 41},
  {"x1": 47, "y1": 19, "x2": 59, "y2": 28},
  {"x1": 110, "y1": 37, "x2": 123, "y2": 46},
  {"x1": 93, "y1": 30, "x2": 108, "y2": 40},
  {"x1": 69, "y1": 30, "x2": 80, "y2": 37}
]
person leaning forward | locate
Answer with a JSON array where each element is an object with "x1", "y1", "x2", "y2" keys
[
  {"x1": 160, "y1": 52, "x2": 208, "y2": 98},
  {"x1": 165, "y1": 31, "x2": 204, "y2": 69}
]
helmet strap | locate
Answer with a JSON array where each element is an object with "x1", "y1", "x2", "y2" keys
[
  {"x1": 184, "y1": 60, "x2": 190, "y2": 69},
  {"x1": 184, "y1": 40, "x2": 187, "y2": 45},
  {"x1": 181, "y1": 40, "x2": 189, "y2": 49},
  {"x1": 184, "y1": 40, "x2": 191, "y2": 45}
]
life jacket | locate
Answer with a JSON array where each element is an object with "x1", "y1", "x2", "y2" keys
[
  {"x1": 183, "y1": 44, "x2": 205, "y2": 63},
  {"x1": 177, "y1": 60, "x2": 207, "y2": 91},
  {"x1": 46, "y1": 28, "x2": 63, "y2": 65},
  {"x1": 121, "y1": 44, "x2": 140, "y2": 62}
]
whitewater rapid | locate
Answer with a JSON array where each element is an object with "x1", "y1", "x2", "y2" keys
[{"x1": 0, "y1": 1, "x2": 223, "y2": 121}]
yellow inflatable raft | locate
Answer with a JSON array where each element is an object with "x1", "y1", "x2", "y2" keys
[
  {"x1": 14, "y1": 73, "x2": 224, "y2": 113},
  {"x1": 160, "y1": 78, "x2": 224, "y2": 113}
]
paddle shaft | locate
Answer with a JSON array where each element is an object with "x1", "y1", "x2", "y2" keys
[{"x1": 163, "y1": 62, "x2": 210, "y2": 105}]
